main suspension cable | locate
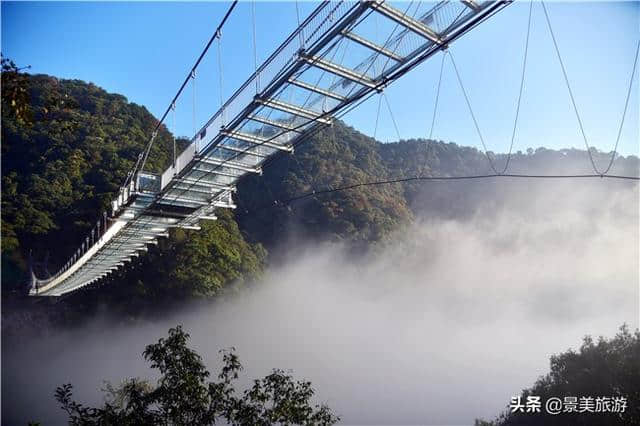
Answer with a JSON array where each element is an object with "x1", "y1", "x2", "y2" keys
[
  {"x1": 217, "y1": 33, "x2": 225, "y2": 126},
  {"x1": 192, "y1": 70, "x2": 196, "y2": 137},
  {"x1": 244, "y1": 171, "x2": 639, "y2": 215},
  {"x1": 171, "y1": 101, "x2": 176, "y2": 169},
  {"x1": 135, "y1": 0, "x2": 238, "y2": 178},
  {"x1": 251, "y1": 0, "x2": 259, "y2": 93}
]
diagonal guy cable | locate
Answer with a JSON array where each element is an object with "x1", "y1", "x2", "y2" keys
[
  {"x1": 447, "y1": 49, "x2": 499, "y2": 174},
  {"x1": 441, "y1": 1, "x2": 533, "y2": 175},
  {"x1": 541, "y1": 0, "x2": 640, "y2": 176},
  {"x1": 502, "y1": 0, "x2": 533, "y2": 174},
  {"x1": 373, "y1": 93, "x2": 383, "y2": 140},
  {"x1": 383, "y1": 92, "x2": 402, "y2": 141},
  {"x1": 420, "y1": 51, "x2": 446, "y2": 178}
]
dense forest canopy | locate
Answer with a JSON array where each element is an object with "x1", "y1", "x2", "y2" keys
[{"x1": 1, "y1": 69, "x2": 179, "y2": 285}]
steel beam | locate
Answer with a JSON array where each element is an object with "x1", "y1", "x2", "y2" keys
[
  {"x1": 256, "y1": 98, "x2": 332, "y2": 124},
  {"x1": 368, "y1": 1, "x2": 442, "y2": 44},
  {"x1": 216, "y1": 143, "x2": 269, "y2": 158},
  {"x1": 287, "y1": 78, "x2": 347, "y2": 101},
  {"x1": 461, "y1": 0, "x2": 479, "y2": 11},
  {"x1": 175, "y1": 176, "x2": 235, "y2": 191},
  {"x1": 172, "y1": 184, "x2": 215, "y2": 196},
  {"x1": 193, "y1": 166, "x2": 241, "y2": 179},
  {"x1": 166, "y1": 196, "x2": 209, "y2": 206},
  {"x1": 221, "y1": 129, "x2": 293, "y2": 152},
  {"x1": 196, "y1": 156, "x2": 261, "y2": 173},
  {"x1": 247, "y1": 114, "x2": 301, "y2": 132},
  {"x1": 301, "y1": 55, "x2": 378, "y2": 89},
  {"x1": 341, "y1": 30, "x2": 404, "y2": 62}
]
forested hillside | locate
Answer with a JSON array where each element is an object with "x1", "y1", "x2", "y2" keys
[
  {"x1": 1, "y1": 67, "x2": 265, "y2": 316},
  {"x1": 236, "y1": 123, "x2": 412, "y2": 253},
  {"x1": 2, "y1": 68, "x2": 638, "y2": 325},
  {"x1": 379, "y1": 139, "x2": 640, "y2": 220},
  {"x1": 2, "y1": 68, "x2": 179, "y2": 289}
]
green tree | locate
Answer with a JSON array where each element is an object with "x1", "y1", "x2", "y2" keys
[
  {"x1": 481, "y1": 325, "x2": 640, "y2": 426},
  {"x1": 55, "y1": 326, "x2": 339, "y2": 425},
  {"x1": 1, "y1": 55, "x2": 32, "y2": 125}
]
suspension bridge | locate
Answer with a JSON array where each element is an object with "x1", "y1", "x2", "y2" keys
[
  {"x1": 28, "y1": 0, "x2": 516, "y2": 296},
  {"x1": 30, "y1": 0, "x2": 638, "y2": 296}
]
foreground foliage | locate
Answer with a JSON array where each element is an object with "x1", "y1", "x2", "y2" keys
[
  {"x1": 56, "y1": 326, "x2": 338, "y2": 425},
  {"x1": 476, "y1": 325, "x2": 640, "y2": 425}
]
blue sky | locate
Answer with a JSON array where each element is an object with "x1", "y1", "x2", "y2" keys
[{"x1": 2, "y1": 1, "x2": 638, "y2": 158}]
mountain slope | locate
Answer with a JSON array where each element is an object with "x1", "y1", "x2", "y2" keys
[
  {"x1": 236, "y1": 123, "x2": 413, "y2": 253},
  {"x1": 2, "y1": 70, "x2": 638, "y2": 316},
  {"x1": 1, "y1": 71, "x2": 264, "y2": 305}
]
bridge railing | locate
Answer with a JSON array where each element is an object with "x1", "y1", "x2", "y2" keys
[
  {"x1": 137, "y1": 172, "x2": 162, "y2": 193},
  {"x1": 160, "y1": 142, "x2": 197, "y2": 189},
  {"x1": 32, "y1": 207, "x2": 114, "y2": 290}
]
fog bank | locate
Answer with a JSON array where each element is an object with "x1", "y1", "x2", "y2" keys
[{"x1": 3, "y1": 179, "x2": 638, "y2": 425}]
